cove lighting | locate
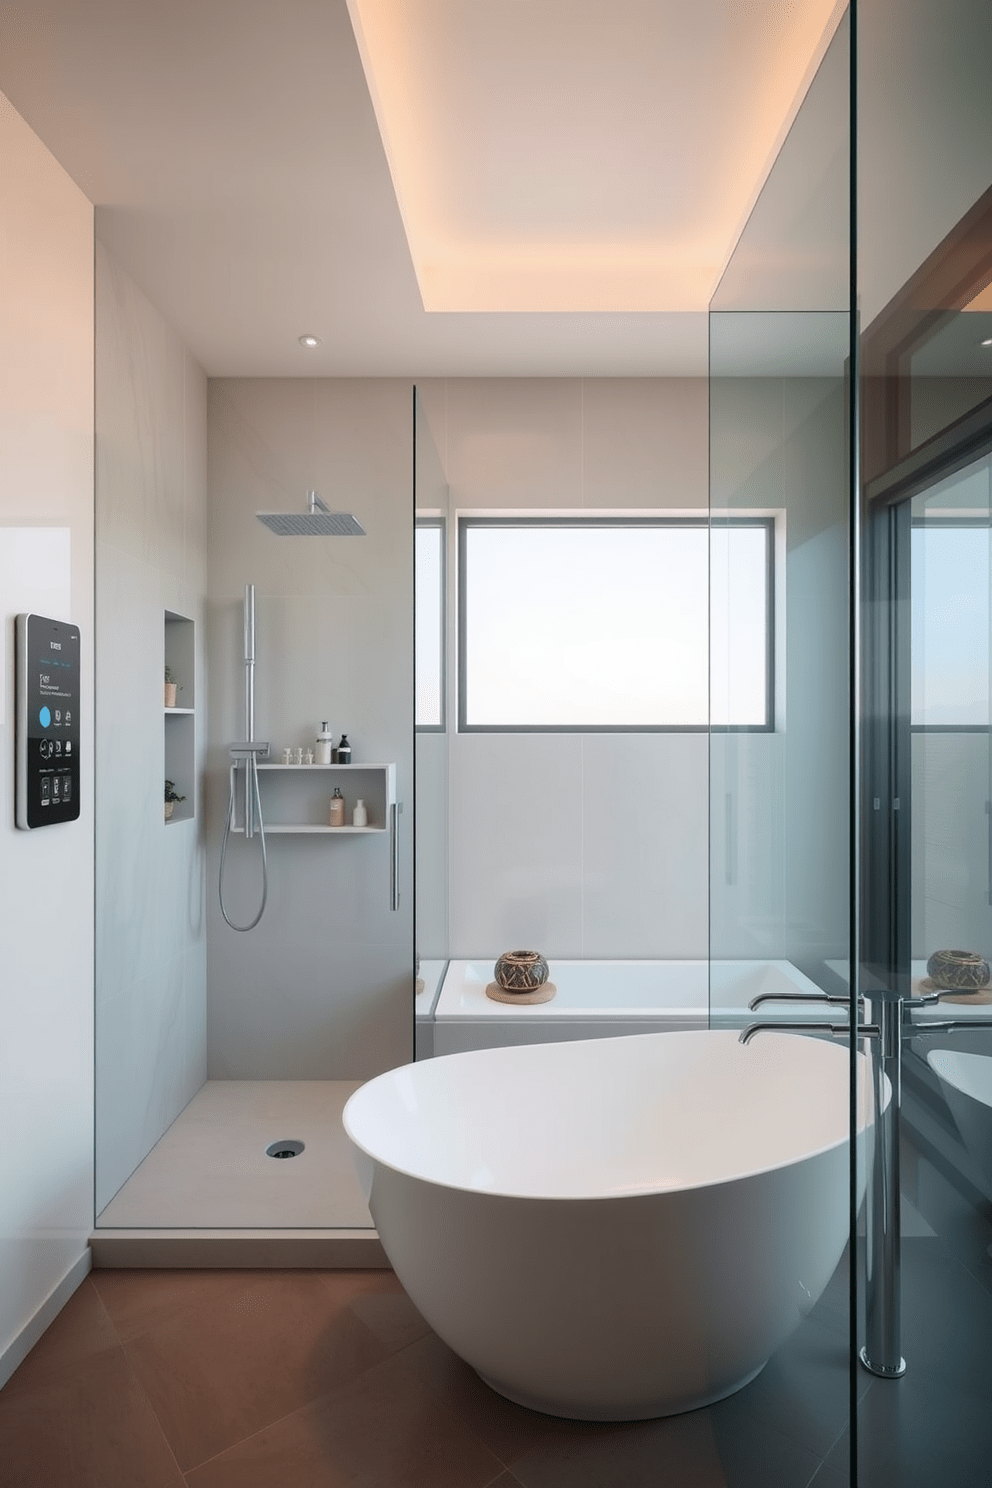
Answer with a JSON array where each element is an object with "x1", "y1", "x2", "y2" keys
[{"x1": 346, "y1": 0, "x2": 847, "y2": 313}]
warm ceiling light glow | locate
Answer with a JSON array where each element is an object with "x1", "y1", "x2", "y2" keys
[
  {"x1": 298, "y1": 334, "x2": 321, "y2": 348},
  {"x1": 963, "y1": 282, "x2": 992, "y2": 313},
  {"x1": 347, "y1": 0, "x2": 847, "y2": 314}
]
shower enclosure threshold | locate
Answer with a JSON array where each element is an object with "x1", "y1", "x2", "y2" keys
[{"x1": 89, "y1": 1227, "x2": 388, "y2": 1269}]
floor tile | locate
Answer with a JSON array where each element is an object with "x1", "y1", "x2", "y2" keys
[
  {"x1": 826, "y1": 1357, "x2": 992, "y2": 1488},
  {"x1": 807, "y1": 1459, "x2": 852, "y2": 1488},
  {"x1": 510, "y1": 1406, "x2": 825, "y2": 1488},
  {"x1": 0, "y1": 1340, "x2": 181, "y2": 1488},
  {"x1": 114, "y1": 1270, "x2": 395, "y2": 1470},
  {"x1": 183, "y1": 1345, "x2": 506, "y2": 1488},
  {"x1": 397, "y1": 1331, "x2": 559, "y2": 1466},
  {"x1": 2, "y1": 1276, "x2": 120, "y2": 1397},
  {"x1": 342, "y1": 1287, "x2": 433, "y2": 1353},
  {"x1": 707, "y1": 1312, "x2": 856, "y2": 1461},
  {"x1": 898, "y1": 1237, "x2": 992, "y2": 1395}
]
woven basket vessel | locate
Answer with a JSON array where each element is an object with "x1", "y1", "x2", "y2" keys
[
  {"x1": 926, "y1": 949, "x2": 990, "y2": 992},
  {"x1": 494, "y1": 950, "x2": 550, "y2": 992}
]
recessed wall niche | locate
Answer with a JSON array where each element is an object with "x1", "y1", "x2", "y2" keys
[{"x1": 164, "y1": 609, "x2": 194, "y2": 823}]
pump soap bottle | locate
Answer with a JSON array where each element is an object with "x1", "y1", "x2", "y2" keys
[
  {"x1": 329, "y1": 787, "x2": 345, "y2": 826},
  {"x1": 315, "y1": 722, "x2": 334, "y2": 765}
]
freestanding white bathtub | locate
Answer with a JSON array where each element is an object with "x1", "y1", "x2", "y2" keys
[{"x1": 343, "y1": 1029, "x2": 868, "y2": 1420}]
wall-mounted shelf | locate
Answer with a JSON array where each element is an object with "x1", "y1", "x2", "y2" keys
[
  {"x1": 229, "y1": 762, "x2": 396, "y2": 835},
  {"x1": 164, "y1": 612, "x2": 195, "y2": 824}
]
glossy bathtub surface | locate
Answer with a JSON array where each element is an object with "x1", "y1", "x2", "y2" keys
[
  {"x1": 928, "y1": 1048, "x2": 992, "y2": 1184},
  {"x1": 346, "y1": 1030, "x2": 857, "y2": 1199},
  {"x1": 343, "y1": 1031, "x2": 867, "y2": 1420}
]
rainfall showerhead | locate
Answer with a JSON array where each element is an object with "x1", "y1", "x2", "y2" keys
[{"x1": 256, "y1": 491, "x2": 366, "y2": 537}]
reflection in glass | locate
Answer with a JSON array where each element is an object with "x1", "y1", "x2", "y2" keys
[{"x1": 415, "y1": 520, "x2": 444, "y2": 729}]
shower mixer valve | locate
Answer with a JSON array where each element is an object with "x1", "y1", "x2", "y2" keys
[{"x1": 229, "y1": 740, "x2": 271, "y2": 760}]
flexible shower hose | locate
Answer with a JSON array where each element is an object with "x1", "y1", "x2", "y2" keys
[{"x1": 218, "y1": 752, "x2": 269, "y2": 931}]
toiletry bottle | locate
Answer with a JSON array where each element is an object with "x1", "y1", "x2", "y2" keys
[
  {"x1": 315, "y1": 722, "x2": 333, "y2": 765},
  {"x1": 336, "y1": 733, "x2": 352, "y2": 764},
  {"x1": 329, "y1": 787, "x2": 345, "y2": 826},
  {"x1": 352, "y1": 799, "x2": 368, "y2": 827}
]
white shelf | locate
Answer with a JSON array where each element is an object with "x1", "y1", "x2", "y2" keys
[
  {"x1": 254, "y1": 762, "x2": 394, "y2": 771},
  {"x1": 228, "y1": 760, "x2": 396, "y2": 835},
  {"x1": 238, "y1": 823, "x2": 383, "y2": 835},
  {"x1": 164, "y1": 706, "x2": 195, "y2": 715}
]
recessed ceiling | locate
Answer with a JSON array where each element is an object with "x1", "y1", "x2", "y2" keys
[
  {"x1": 0, "y1": 0, "x2": 845, "y2": 376},
  {"x1": 348, "y1": 0, "x2": 845, "y2": 313}
]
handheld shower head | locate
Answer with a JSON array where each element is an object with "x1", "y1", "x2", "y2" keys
[{"x1": 256, "y1": 490, "x2": 365, "y2": 537}]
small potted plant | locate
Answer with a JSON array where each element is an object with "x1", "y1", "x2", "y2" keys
[
  {"x1": 164, "y1": 780, "x2": 186, "y2": 821},
  {"x1": 164, "y1": 666, "x2": 181, "y2": 708}
]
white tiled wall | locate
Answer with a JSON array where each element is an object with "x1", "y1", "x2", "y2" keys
[
  {"x1": 205, "y1": 378, "x2": 415, "y2": 1079},
  {"x1": 94, "y1": 243, "x2": 209, "y2": 1212}
]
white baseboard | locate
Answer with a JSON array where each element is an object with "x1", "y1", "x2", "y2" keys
[{"x1": 0, "y1": 1249, "x2": 92, "y2": 1391}]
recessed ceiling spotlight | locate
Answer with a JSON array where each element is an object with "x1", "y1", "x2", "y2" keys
[
  {"x1": 299, "y1": 334, "x2": 321, "y2": 348},
  {"x1": 982, "y1": 337, "x2": 992, "y2": 347}
]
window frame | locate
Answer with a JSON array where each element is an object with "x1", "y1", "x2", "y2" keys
[
  {"x1": 415, "y1": 515, "x2": 446, "y2": 733},
  {"x1": 910, "y1": 511, "x2": 991, "y2": 734},
  {"x1": 456, "y1": 514, "x2": 776, "y2": 734}
]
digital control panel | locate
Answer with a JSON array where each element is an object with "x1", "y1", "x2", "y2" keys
[{"x1": 16, "y1": 613, "x2": 81, "y2": 829}]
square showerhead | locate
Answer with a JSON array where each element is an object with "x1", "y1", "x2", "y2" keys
[{"x1": 256, "y1": 510, "x2": 366, "y2": 536}]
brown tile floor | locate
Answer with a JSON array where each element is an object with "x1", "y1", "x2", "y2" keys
[{"x1": 0, "y1": 1266, "x2": 844, "y2": 1488}]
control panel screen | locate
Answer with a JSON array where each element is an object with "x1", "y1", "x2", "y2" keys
[{"x1": 16, "y1": 613, "x2": 81, "y2": 829}]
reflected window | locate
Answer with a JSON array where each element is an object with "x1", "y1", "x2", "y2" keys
[
  {"x1": 416, "y1": 519, "x2": 444, "y2": 730},
  {"x1": 458, "y1": 517, "x2": 773, "y2": 731},
  {"x1": 912, "y1": 521, "x2": 991, "y2": 728}
]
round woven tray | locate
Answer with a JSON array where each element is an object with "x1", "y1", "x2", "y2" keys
[{"x1": 485, "y1": 980, "x2": 557, "y2": 1006}]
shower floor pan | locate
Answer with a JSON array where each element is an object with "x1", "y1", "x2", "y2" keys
[{"x1": 92, "y1": 1080, "x2": 386, "y2": 1268}]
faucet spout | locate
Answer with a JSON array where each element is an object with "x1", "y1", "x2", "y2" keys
[
  {"x1": 748, "y1": 990, "x2": 860, "y2": 1012},
  {"x1": 738, "y1": 1020, "x2": 853, "y2": 1045}
]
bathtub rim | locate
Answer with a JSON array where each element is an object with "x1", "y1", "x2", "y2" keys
[{"x1": 343, "y1": 1029, "x2": 873, "y2": 1205}]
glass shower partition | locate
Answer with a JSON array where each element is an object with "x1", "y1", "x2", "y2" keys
[
  {"x1": 413, "y1": 385, "x2": 451, "y2": 1056},
  {"x1": 857, "y1": 0, "x2": 992, "y2": 1470},
  {"x1": 708, "y1": 11, "x2": 856, "y2": 1482}
]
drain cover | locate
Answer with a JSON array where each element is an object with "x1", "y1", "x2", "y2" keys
[{"x1": 266, "y1": 1139, "x2": 305, "y2": 1160}]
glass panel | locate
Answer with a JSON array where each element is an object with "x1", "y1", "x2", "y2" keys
[
  {"x1": 859, "y1": 0, "x2": 992, "y2": 1475},
  {"x1": 709, "y1": 10, "x2": 853, "y2": 1484},
  {"x1": 415, "y1": 520, "x2": 444, "y2": 729},
  {"x1": 413, "y1": 388, "x2": 450, "y2": 1054}
]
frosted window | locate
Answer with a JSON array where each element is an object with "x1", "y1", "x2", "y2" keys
[
  {"x1": 416, "y1": 521, "x2": 444, "y2": 729},
  {"x1": 459, "y1": 520, "x2": 771, "y2": 730},
  {"x1": 912, "y1": 524, "x2": 990, "y2": 727}
]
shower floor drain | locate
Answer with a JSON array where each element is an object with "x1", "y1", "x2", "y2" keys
[{"x1": 266, "y1": 1139, "x2": 305, "y2": 1160}]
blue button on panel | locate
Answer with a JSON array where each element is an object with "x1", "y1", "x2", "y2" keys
[{"x1": 39, "y1": 706, "x2": 51, "y2": 727}]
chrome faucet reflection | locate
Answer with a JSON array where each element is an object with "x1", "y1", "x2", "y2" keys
[{"x1": 739, "y1": 983, "x2": 992, "y2": 1381}]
